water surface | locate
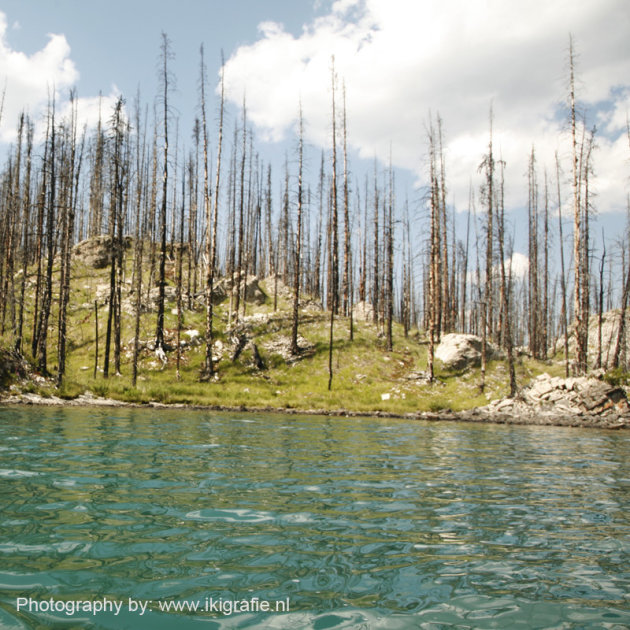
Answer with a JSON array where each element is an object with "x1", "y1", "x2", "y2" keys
[{"x1": 0, "y1": 406, "x2": 629, "y2": 628}]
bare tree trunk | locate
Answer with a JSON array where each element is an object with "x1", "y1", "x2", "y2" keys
[
  {"x1": 460, "y1": 188, "x2": 472, "y2": 334},
  {"x1": 385, "y1": 164, "x2": 394, "y2": 352},
  {"x1": 341, "y1": 84, "x2": 351, "y2": 318},
  {"x1": 104, "y1": 98, "x2": 126, "y2": 378},
  {"x1": 155, "y1": 32, "x2": 171, "y2": 359},
  {"x1": 556, "y1": 153, "x2": 570, "y2": 376},
  {"x1": 57, "y1": 95, "x2": 81, "y2": 387},
  {"x1": 569, "y1": 35, "x2": 588, "y2": 375},
  {"x1": 202, "y1": 48, "x2": 224, "y2": 379},
  {"x1": 497, "y1": 159, "x2": 516, "y2": 396},
  {"x1": 314, "y1": 154, "x2": 324, "y2": 301},
  {"x1": 176, "y1": 161, "x2": 185, "y2": 380},
  {"x1": 31, "y1": 159, "x2": 47, "y2": 359},
  {"x1": 612, "y1": 205, "x2": 630, "y2": 369},
  {"x1": 437, "y1": 116, "x2": 449, "y2": 334},
  {"x1": 15, "y1": 117, "x2": 33, "y2": 355},
  {"x1": 36, "y1": 96, "x2": 56, "y2": 375},
  {"x1": 427, "y1": 121, "x2": 439, "y2": 382},
  {"x1": 542, "y1": 171, "x2": 549, "y2": 358},
  {"x1": 479, "y1": 108, "x2": 494, "y2": 393},
  {"x1": 528, "y1": 147, "x2": 540, "y2": 359},
  {"x1": 372, "y1": 162, "x2": 379, "y2": 326},
  {"x1": 132, "y1": 98, "x2": 147, "y2": 388},
  {"x1": 328, "y1": 58, "x2": 339, "y2": 391},
  {"x1": 234, "y1": 100, "x2": 247, "y2": 323},
  {"x1": 89, "y1": 101, "x2": 105, "y2": 237},
  {"x1": 94, "y1": 301, "x2": 99, "y2": 379},
  {"x1": 290, "y1": 107, "x2": 304, "y2": 355},
  {"x1": 596, "y1": 232, "x2": 605, "y2": 369}
]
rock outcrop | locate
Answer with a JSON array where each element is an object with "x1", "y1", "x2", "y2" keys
[
  {"x1": 352, "y1": 301, "x2": 374, "y2": 322},
  {"x1": 216, "y1": 275, "x2": 267, "y2": 306},
  {"x1": 73, "y1": 235, "x2": 133, "y2": 269},
  {"x1": 552, "y1": 309, "x2": 630, "y2": 369},
  {"x1": 483, "y1": 373, "x2": 630, "y2": 427},
  {"x1": 435, "y1": 333, "x2": 503, "y2": 370}
]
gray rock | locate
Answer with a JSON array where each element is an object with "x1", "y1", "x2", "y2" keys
[
  {"x1": 551, "y1": 309, "x2": 630, "y2": 369},
  {"x1": 493, "y1": 372, "x2": 630, "y2": 419},
  {"x1": 435, "y1": 333, "x2": 503, "y2": 370},
  {"x1": 73, "y1": 235, "x2": 133, "y2": 269},
  {"x1": 215, "y1": 275, "x2": 267, "y2": 305},
  {"x1": 352, "y1": 301, "x2": 374, "y2": 322}
]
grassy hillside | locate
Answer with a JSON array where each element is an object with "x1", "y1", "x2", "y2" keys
[{"x1": 1, "y1": 247, "x2": 570, "y2": 414}]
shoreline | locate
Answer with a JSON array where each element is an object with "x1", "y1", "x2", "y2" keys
[{"x1": 1, "y1": 392, "x2": 628, "y2": 430}]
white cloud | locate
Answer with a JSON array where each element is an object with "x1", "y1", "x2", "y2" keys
[
  {"x1": 507, "y1": 252, "x2": 529, "y2": 279},
  {"x1": 222, "y1": 0, "x2": 630, "y2": 214},
  {"x1": 0, "y1": 11, "x2": 118, "y2": 144},
  {"x1": 0, "y1": 12, "x2": 77, "y2": 139}
]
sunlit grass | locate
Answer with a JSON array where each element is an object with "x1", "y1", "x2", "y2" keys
[{"x1": 0, "y1": 251, "x2": 573, "y2": 415}]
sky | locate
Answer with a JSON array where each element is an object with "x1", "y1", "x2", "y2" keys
[{"x1": 0, "y1": 0, "x2": 629, "y2": 270}]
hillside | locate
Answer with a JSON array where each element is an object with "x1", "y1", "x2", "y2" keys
[{"x1": 5, "y1": 236, "x2": 622, "y2": 419}]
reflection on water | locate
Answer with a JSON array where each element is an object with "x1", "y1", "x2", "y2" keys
[{"x1": 0, "y1": 406, "x2": 629, "y2": 628}]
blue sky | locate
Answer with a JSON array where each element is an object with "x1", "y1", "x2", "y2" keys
[
  {"x1": 0, "y1": 0, "x2": 322, "y2": 138},
  {"x1": 1, "y1": 0, "x2": 629, "y2": 275}
]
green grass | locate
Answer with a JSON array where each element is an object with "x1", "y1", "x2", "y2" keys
[{"x1": 0, "y1": 253, "x2": 569, "y2": 415}]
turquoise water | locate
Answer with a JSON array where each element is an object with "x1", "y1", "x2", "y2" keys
[{"x1": 0, "y1": 407, "x2": 629, "y2": 629}]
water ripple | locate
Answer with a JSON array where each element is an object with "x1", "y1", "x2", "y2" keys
[{"x1": 1, "y1": 407, "x2": 629, "y2": 628}]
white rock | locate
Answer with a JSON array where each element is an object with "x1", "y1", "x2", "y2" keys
[{"x1": 435, "y1": 333, "x2": 503, "y2": 370}]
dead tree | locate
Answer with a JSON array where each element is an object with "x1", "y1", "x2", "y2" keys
[
  {"x1": 569, "y1": 35, "x2": 589, "y2": 374},
  {"x1": 132, "y1": 98, "x2": 148, "y2": 387},
  {"x1": 202, "y1": 47, "x2": 225, "y2": 379},
  {"x1": 427, "y1": 121, "x2": 440, "y2": 382},
  {"x1": 341, "y1": 84, "x2": 351, "y2": 318},
  {"x1": 155, "y1": 32, "x2": 172, "y2": 359},
  {"x1": 528, "y1": 146, "x2": 540, "y2": 357},
  {"x1": 234, "y1": 99, "x2": 247, "y2": 323},
  {"x1": 372, "y1": 161, "x2": 380, "y2": 326},
  {"x1": 479, "y1": 108, "x2": 495, "y2": 393},
  {"x1": 57, "y1": 94, "x2": 82, "y2": 386},
  {"x1": 15, "y1": 116, "x2": 33, "y2": 355},
  {"x1": 35, "y1": 94, "x2": 57, "y2": 375},
  {"x1": 556, "y1": 153, "x2": 570, "y2": 376},
  {"x1": 290, "y1": 107, "x2": 304, "y2": 355},
  {"x1": 596, "y1": 231, "x2": 605, "y2": 369},
  {"x1": 385, "y1": 163, "x2": 394, "y2": 352},
  {"x1": 328, "y1": 58, "x2": 339, "y2": 391},
  {"x1": 497, "y1": 158, "x2": 516, "y2": 396}
]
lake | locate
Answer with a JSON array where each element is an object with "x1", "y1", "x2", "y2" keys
[{"x1": 0, "y1": 406, "x2": 629, "y2": 628}]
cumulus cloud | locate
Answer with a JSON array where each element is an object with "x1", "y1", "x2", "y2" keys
[
  {"x1": 507, "y1": 252, "x2": 530, "y2": 279},
  {"x1": 0, "y1": 11, "x2": 118, "y2": 143},
  {"x1": 222, "y1": 0, "x2": 630, "y2": 214}
]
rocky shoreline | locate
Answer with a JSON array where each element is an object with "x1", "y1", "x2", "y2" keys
[{"x1": 1, "y1": 374, "x2": 629, "y2": 430}]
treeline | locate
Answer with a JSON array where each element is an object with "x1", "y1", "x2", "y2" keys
[{"x1": 0, "y1": 35, "x2": 628, "y2": 390}]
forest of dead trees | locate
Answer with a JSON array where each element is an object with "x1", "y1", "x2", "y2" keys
[{"x1": 0, "y1": 34, "x2": 629, "y2": 390}]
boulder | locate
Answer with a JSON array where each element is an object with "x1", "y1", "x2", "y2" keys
[
  {"x1": 262, "y1": 275, "x2": 294, "y2": 301},
  {"x1": 352, "y1": 301, "x2": 374, "y2": 322},
  {"x1": 435, "y1": 333, "x2": 503, "y2": 370},
  {"x1": 215, "y1": 275, "x2": 267, "y2": 305},
  {"x1": 552, "y1": 309, "x2": 630, "y2": 369},
  {"x1": 523, "y1": 373, "x2": 629, "y2": 414},
  {"x1": 73, "y1": 235, "x2": 132, "y2": 269},
  {"x1": 239, "y1": 275, "x2": 267, "y2": 305}
]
